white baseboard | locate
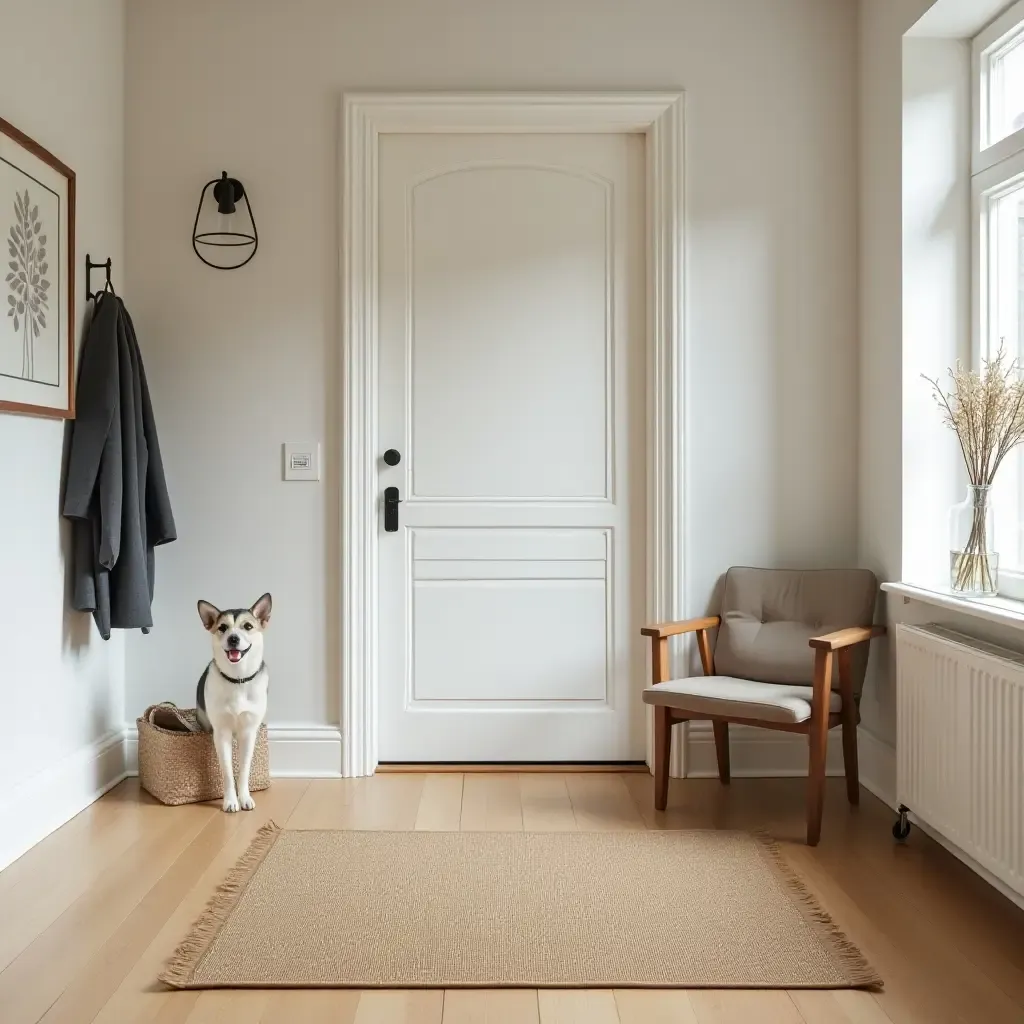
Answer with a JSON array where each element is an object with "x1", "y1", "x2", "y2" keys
[
  {"x1": 683, "y1": 721, "x2": 846, "y2": 777},
  {"x1": 0, "y1": 730, "x2": 128, "y2": 872},
  {"x1": 856, "y1": 727, "x2": 897, "y2": 809},
  {"x1": 123, "y1": 723, "x2": 343, "y2": 778},
  {"x1": 261, "y1": 726, "x2": 344, "y2": 777}
]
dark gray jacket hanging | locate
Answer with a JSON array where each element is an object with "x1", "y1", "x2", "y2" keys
[{"x1": 63, "y1": 295, "x2": 176, "y2": 639}]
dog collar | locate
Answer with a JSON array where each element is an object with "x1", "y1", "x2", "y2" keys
[{"x1": 226, "y1": 661, "x2": 266, "y2": 685}]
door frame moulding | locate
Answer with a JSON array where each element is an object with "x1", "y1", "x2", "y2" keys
[{"x1": 340, "y1": 91, "x2": 687, "y2": 777}]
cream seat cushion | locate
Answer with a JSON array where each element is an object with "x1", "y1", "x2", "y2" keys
[{"x1": 641, "y1": 676, "x2": 842, "y2": 725}]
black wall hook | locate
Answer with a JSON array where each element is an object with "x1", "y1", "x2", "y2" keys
[{"x1": 85, "y1": 254, "x2": 113, "y2": 301}]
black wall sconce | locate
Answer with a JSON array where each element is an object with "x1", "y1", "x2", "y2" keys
[{"x1": 192, "y1": 171, "x2": 258, "y2": 270}]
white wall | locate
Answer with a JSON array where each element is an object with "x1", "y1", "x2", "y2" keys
[
  {"x1": 0, "y1": 0, "x2": 126, "y2": 868},
  {"x1": 857, "y1": 0, "x2": 937, "y2": 758},
  {"x1": 123, "y1": 0, "x2": 860, "y2": 747},
  {"x1": 902, "y1": 37, "x2": 972, "y2": 592}
]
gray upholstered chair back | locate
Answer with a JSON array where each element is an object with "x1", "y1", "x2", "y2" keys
[{"x1": 713, "y1": 567, "x2": 879, "y2": 702}]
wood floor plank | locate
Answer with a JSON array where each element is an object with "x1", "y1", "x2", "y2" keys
[
  {"x1": 537, "y1": 990, "x2": 620, "y2": 1024},
  {"x1": 519, "y1": 775, "x2": 577, "y2": 832},
  {"x1": 185, "y1": 990, "x2": 269, "y2": 1023},
  {"x1": 416, "y1": 774, "x2": 466, "y2": 831},
  {"x1": 151, "y1": 992, "x2": 199, "y2": 1023},
  {"x1": 260, "y1": 989, "x2": 361, "y2": 1023},
  {"x1": 834, "y1": 825, "x2": 1024, "y2": 1007},
  {"x1": 789, "y1": 990, "x2": 894, "y2": 1023},
  {"x1": 460, "y1": 774, "x2": 524, "y2": 831},
  {"x1": 688, "y1": 990, "x2": 803, "y2": 1024},
  {"x1": 338, "y1": 774, "x2": 427, "y2": 830},
  {"x1": 622, "y1": 771, "x2": 814, "y2": 834},
  {"x1": 352, "y1": 989, "x2": 444, "y2": 1023},
  {"x1": 613, "y1": 988, "x2": 699, "y2": 1023},
  {"x1": 796, "y1": 838, "x2": 1024, "y2": 1024},
  {"x1": 0, "y1": 780, "x2": 146, "y2": 896},
  {"x1": 0, "y1": 783, "x2": 166, "y2": 973},
  {"x1": 564, "y1": 773, "x2": 646, "y2": 831},
  {"x1": 0, "y1": 800, "x2": 215, "y2": 1024},
  {"x1": 285, "y1": 778, "x2": 359, "y2": 829},
  {"x1": 442, "y1": 989, "x2": 540, "y2": 1023},
  {"x1": 784, "y1": 843, "x2": 968, "y2": 1024},
  {"x1": 38, "y1": 781, "x2": 309, "y2": 1024},
  {"x1": 84, "y1": 781, "x2": 309, "y2": 1024}
]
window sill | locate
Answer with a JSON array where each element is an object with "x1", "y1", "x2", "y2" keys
[{"x1": 881, "y1": 581, "x2": 1024, "y2": 631}]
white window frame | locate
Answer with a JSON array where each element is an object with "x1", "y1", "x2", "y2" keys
[
  {"x1": 973, "y1": 0, "x2": 1024, "y2": 600},
  {"x1": 973, "y1": 0, "x2": 1024, "y2": 175}
]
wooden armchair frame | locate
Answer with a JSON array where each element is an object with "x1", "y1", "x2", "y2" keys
[{"x1": 642, "y1": 617, "x2": 885, "y2": 845}]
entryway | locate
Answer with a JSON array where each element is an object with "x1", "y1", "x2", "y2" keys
[{"x1": 340, "y1": 94, "x2": 686, "y2": 775}]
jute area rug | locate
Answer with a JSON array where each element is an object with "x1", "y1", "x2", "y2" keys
[{"x1": 160, "y1": 824, "x2": 881, "y2": 990}]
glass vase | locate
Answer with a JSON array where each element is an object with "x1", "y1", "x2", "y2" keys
[{"x1": 949, "y1": 485, "x2": 998, "y2": 597}]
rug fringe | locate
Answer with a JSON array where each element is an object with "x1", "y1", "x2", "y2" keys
[
  {"x1": 752, "y1": 831, "x2": 883, "y2": 991},
  {"x1": 158, "y1": 820, "x2": 282, "y2": 989}
]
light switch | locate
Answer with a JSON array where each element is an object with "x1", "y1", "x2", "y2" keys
[{"x1": 283, "y1": 442, "x2": 320, "y2": 481}]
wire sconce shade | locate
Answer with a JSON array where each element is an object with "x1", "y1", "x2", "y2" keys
[{"x1": 192, "y1": 171, "x2": 258, "y2": 270}]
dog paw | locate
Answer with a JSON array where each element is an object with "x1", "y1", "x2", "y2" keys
[
  {"x1": 222, "y1": 795, "x2": 240, "y2": 813},
  {"x1": 239, "y1": 793, "x2": 255, "y2": 811}
]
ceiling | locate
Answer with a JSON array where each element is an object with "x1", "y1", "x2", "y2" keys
[{"x1": 908, "y1": 0, "x2": 1016, "y2": 38}]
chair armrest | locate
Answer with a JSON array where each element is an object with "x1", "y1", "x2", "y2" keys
[
  {"x1": 641, "y1": 615, "x2": 720, "y2": 638},
  {"x1": 808, "y1": 625, "x2": 886, "y2": 651}
]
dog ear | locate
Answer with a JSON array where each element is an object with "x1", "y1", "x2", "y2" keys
[
  {"x1": 197, "y1": 600, "x2": 221, "y2": 631},
  {"x1": 251, "y1": 592, "x2": 272, "y2": 628}
]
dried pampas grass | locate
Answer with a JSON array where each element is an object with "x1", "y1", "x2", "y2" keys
[
  {"x1": 923, "y1": 345, "x2": 1024, "y2": 487},
  {"x1": 923, "y1": 345, "x2": 1024, "y2": 593}
]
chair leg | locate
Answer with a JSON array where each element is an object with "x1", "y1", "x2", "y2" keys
[
  {"x1": 841, "y1": 708, "x2": 860, "y2": 806},
  {"x1": 654, "y1": 706, "x2": 671, "y2": 811},
  {"x1": 806, "y1": 648, "x2": 833, "y2": 846},
  {"x1": 838, "y1": 648, "x2": 860, "y2": 805},
  {"x1": 712, "y1": 721, "x2": 730, "y2": 784},
  {"x1": 806, "y1": 725, "x2": 828, "y2": 846}
]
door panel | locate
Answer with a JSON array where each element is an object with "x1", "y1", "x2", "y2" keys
[
  {"x1": 378, "y1": 132, "x2": 645, "y2": 762},
  {"x1": 409, "y1": 164, "x2": 610, "y2": 500},
  {"x1": 410, "y1": 527, "x2": 610, "y2": 703}
]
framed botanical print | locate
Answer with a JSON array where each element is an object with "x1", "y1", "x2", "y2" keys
[{"x1": 0, "y1": 116, "x2": 75, "y2": 418}]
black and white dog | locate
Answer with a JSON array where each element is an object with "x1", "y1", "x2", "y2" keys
[{"x1": 196, "y1": 594, "x2": 272, "y2": 812}]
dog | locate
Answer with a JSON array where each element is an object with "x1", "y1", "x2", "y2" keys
[{"x1": 196, "y1": 594, "x2": 272, "y2": 812}]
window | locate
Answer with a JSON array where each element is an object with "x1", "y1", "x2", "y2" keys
[
  {"x1": 974, "y1": 0, "x2": 1024, "y2": 597},
  {"x1": 976, "y1": 0, "x2": 1024, "y2": 169},
  {"x1": 984, "y1": 22, "x2": 1024, "y2": 147}
]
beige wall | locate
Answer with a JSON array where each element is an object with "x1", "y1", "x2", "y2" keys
[
  {"x1": 123, "y1": 0, "x2": 861, "y2": 734},
  {"x1": 0, "y1": 0, "x2": 125, "y2": 865}
]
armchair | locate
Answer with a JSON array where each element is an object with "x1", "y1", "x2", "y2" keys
[{"x1": 641, "y1": 567, "x2": 884, "y2": 845}]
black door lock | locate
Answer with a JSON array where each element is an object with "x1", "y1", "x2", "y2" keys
[
  {"x1": 383, "y1": 449, "x2": 401, "y2": 466},
  {"x1": 384, "y1": 486, "x2": 401, "y2": 532}
]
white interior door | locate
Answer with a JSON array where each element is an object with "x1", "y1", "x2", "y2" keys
[{"x1": 378, "y1": 131, "x2": 646, "y2": 762}]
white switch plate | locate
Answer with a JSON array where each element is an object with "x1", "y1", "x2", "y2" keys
[{"x1": 283, "y1": 442, "x2": 320, "y2": 481}]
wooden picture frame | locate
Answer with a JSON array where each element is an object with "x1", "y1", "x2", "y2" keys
[{"x1": 0, "y1": 116, "x2": 75, "y2": 419}]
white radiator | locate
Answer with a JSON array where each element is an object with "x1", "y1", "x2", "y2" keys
[{"x1": 896, "y1": 624, "x2": 1024, "y2": 902}]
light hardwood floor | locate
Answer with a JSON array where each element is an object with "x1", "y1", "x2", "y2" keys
[{"x1": 2, "y1": 773, "x2": 1023, "y2": 1024}]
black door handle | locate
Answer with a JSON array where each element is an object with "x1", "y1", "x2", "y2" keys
[{"x1": 384, "y1": 486, "x2": 401, "y2": 532}]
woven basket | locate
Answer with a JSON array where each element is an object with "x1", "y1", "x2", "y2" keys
[{"x1": 137, "y1": 703, "x2": 270, "y2": 806}]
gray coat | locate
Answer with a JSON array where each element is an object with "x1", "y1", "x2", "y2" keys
[{"x1": 62, "y1": 294, "x2": 176, "y2": 639}]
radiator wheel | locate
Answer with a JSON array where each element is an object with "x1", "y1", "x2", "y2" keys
[{"x1": 892, "y1": 804, "x2": 912, "y2": 842}]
